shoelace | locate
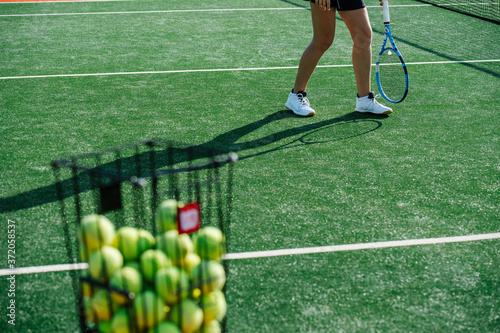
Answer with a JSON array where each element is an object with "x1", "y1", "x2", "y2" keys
[{"x1": 297, "y1": 94, "x2": 310, "y2": 106}]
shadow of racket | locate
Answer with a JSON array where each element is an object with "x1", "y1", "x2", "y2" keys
[{"x1": 239, "y1": 114, "x2": 383, "y2": 161}]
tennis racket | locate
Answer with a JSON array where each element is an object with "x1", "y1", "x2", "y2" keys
[{"x1": 376, "y1": 0, "x2": 409, "y2": 103}]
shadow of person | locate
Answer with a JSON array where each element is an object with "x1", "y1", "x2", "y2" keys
[
  {"x1": 199, "y1": 109, "x2": 386, "y2": 160},
  {"x1": 0, "y1": 110, "x2": 386, "y2": 214}
]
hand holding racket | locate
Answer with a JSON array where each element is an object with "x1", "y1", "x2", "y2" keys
[{"x1": 376, "y1": 0, "x2": 409, "y2": 103}]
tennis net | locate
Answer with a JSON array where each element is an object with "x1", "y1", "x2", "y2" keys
[{"x1": 415, "y1": 0, "x2": 500, "y2": 23}]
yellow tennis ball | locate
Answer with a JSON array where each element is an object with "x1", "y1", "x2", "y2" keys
[
  {"x1": 91, "y1": 289, "x2": 118, "y2": 321},
  {"x1": 112, "y1": 227, "x2": 140, "y2": 261},
  {"x1": 190, "y1": 260, "x2": 226, "y2": 294},
  {"x1": 156, "y1": 199, "x2": 183, "y2": 232},
  {"x1": 200, "y1": 289, "x2": 227, "y2": 324},
  {"x1": 88, "y1": 245, "x2": 124, "y2": 282},
  {"x1": 199, "y1": 320, "x2": 221, "y2": 333},
  {"x1": 80, "y1": 269, "x2": 94, "y2": 299},
  {"x1": 110, "y1": 308, "x2": 134, "y2": 333},
  {"x1": 112, "y1": 227, "x2": 154, "y2": 262},
  {"x1": 78, "y1": 214, "x2": 115, "y2": 251},
  {"x1": 182, "y1": 253, "x2": 201, "y2": 275},
  {"x1": 79, "y1": 243, "x2": 92, "y2": 262},
  {"x1": 155, "y1": 266, "x2": 190, "y2": 304},
  {"x1": 155, "y1": 322, "x2": 182, "y2": 333},
  {"x1": 83, "y1": 296, "x2": 95, "y2": 323},
  {"x1": 137, "y1": 229, "x2": 156, "y2": 253},
  {"x1": 133, "y1": 290, "x2": 167, "y2": 329},
  {"x1": 193, "y1": 227, "x2": 225, "y2": 261},
  {"x1": 139, "y1": 249, "x2": 171, "y2": 283},
  {"x1": 98, "y1": 320, "x2": 112, "y2": 333},
  {"x1": 124, "y1": 260, "x2": 141, "y2": 272},
  {"x1": 109, "y1": 266, "x2": 143, "y2": 305},
  {"x1": 156, "y1": 230, "x2": 194, "y2": 267},
  {"x1": 169, "y1": 299, "x2": 203, "y2": 333}
]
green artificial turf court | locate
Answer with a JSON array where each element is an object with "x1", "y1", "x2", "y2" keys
[{"x1": 0, "y1": 0, "x2": 499, "y2": 332}]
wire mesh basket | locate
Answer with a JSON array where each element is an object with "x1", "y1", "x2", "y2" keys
[{"x1": 52, "y1": 138, "x2": 237, "y2": 333}]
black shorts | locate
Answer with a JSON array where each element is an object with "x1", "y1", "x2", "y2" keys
[{"x1": 305, "y1": 0, "x2": 366, "y2": 11}]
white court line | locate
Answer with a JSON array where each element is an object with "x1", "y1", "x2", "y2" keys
[
  {"x1": 0, "y1": 0, "x2": 133, "y2": 3},
  {"x1": 0, "y1": 7, "x2": 305, "y2": 17},
  {"x1": 0, "y1": 3, "x2": 493, "y2": 16},
  {"x1": 224, "y1": 232, "x2": 500, "y2": 260},
  {"x1": 0, "y1": 263, "x2": 87, "y2": 277},
  {"x1": 1, "y1": 59, "x2": 498, "y2": 80},
  {"x1": 0, "y1": 5, "x2": 433, "y2": 17},
  {"x1": 0, "y1": 232, "x2": 498, "y2": 276}
]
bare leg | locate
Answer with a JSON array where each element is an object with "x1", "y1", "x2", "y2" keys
[
  {"x1": 293, "y1": 4, "x2": 336, "y2": 93},
  {"x1": 339, "y1": 8, "x2": 373, "y2": 97}
]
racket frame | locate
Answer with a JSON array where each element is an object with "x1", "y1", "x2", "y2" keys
[{"x1": 375, "y1": 0, "x2": 409, "y2": 104}]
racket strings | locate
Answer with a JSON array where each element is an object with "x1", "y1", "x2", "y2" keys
[{"x1": 378, "y1": 49, "x2": 407, "y2": 102}]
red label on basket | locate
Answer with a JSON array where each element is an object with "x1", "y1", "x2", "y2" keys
[{"x1": 177, "y1": 202, "x2": 201, "y2": 234}]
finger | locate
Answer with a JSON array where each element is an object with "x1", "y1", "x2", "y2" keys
[{"x1": 322, "y1": 0, "x2": 329, "y2": 11}]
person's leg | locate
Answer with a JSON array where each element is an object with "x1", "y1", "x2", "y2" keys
[
  {"x1": 340, "y1": 8, "x2": 392, "y2": 114},
  {"x1": 338, "y1": 8, "x2": 372, "y2": 97},
  {"x1": 292, "y1": 3, "x2": 337, "y2": 93}
]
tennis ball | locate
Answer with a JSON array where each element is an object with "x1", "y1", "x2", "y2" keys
[
  {"x1": 169, "y1": 299, "x2": 203, "y2": 333},
  {"x1": 193, "y1": 227, "x2": 225, "y2": 261},
  {"x1": 88, "y1": 245, "x2": 124, "y2": 282},
  {"x1": 156, "y1": 230, "x2": 194, "y2": 267},
  {"x1": 98, "y1": 320, "x2": 112, "y2": 333},
  {"x1": 112, "y1": 228, "x2": 154, "y2": 262},
  {"x1": 155, "y1": 266, "x2": 190, "y2": 304},
  {"x1": 112, "y1": 227, "x2": 140, "y2": 261},
  {"x1": 155, "y1": 322, "x2": 182, "y2": 333},
  {"x1": 111, "y1": 308, "x2": 136, "y2": 333},
  {"x1": 78, "y1": 214, "x2": 116, "y2": 251},
  {"x1": 200, "y1": 289, "x2": 227, "y2": 324},
  {"x1": 182, "y1": 253, "x2": 201, "y2": 275},
  {"x1": 80, "y1": 269, "x2": 94, "y2": 298},
  {"x1": 199, "y1": 320, "x2": 221, "y2": 333},
  {"x1": 190, "y1": 261, "x2": 226, "y2": 294},
  {"x1": 79, "y1": 243, "x2": 91, "y2": 262},
  {"x1": 133, "y1": 290, "x2": 167, "y2": 329},
  {"x1": 124, "y1": 261, "x2": 141, "y2": 272},
  {"x1": 109, "y1": 266, "x2": 143, "y2": 305},
  {"x1": 137, "y1": 229, "x2": 156, "y2": 253},
  {"x1": 91, "y1": 289, "x2": 118, "y2": 321},
  {"x1": 83, "y1": 295, "x2": 95, "y2": 323},
  {"x1": 156, "y1": 199, "x2": 183, "y2": 232},
  {"x1": 140, "y1": 249, "x2": 171, "y2": 283}
]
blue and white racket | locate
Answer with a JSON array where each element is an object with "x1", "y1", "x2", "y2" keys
[{"x1": 376, "y1": 0, "x2": 409, "y2": 103}]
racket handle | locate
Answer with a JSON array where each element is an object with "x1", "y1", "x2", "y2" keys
[{"x1": 382, "y1": 0, "x2": 390, "y2": 24}]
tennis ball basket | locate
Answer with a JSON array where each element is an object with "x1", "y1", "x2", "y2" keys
[{"x1": 52, "y1": 139, "x2": 237, "y2": 333}]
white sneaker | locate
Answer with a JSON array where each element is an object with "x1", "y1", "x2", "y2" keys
[
  {"x1": 285, "y1": 91, "x2": 315, "y2": 117},
  {"x1": 355, "y1": 92, "x2": 393, "y2": 115}
]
